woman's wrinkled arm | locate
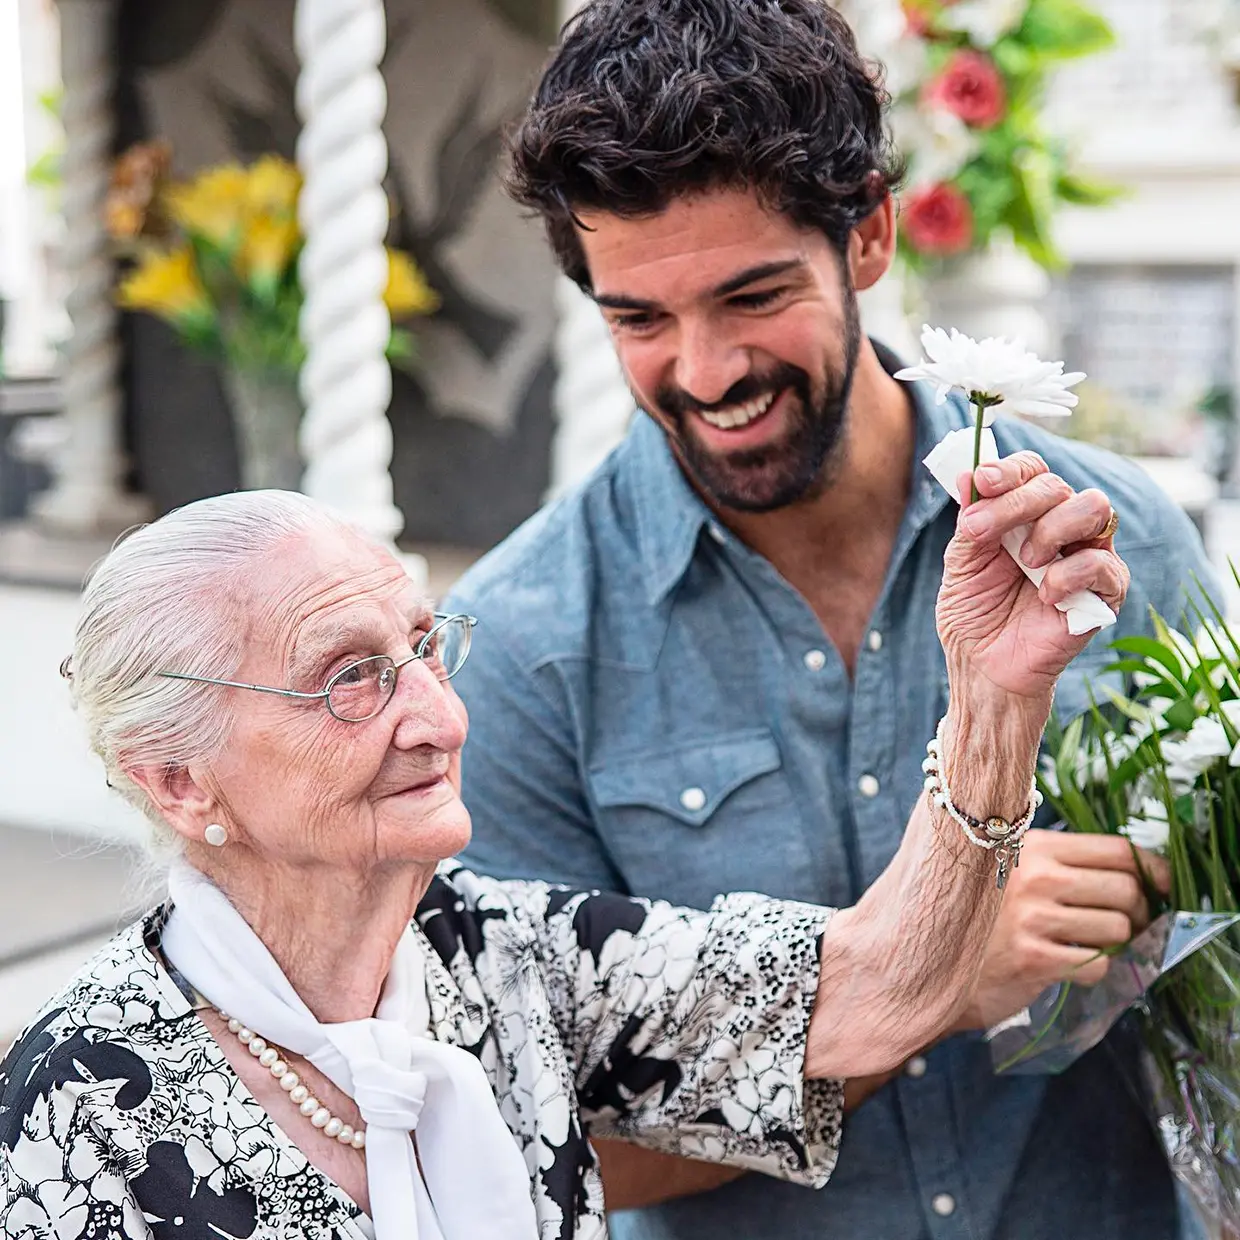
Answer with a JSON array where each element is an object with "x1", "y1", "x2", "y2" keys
[{"x1": 806, "y1": 697, "x2": 1043, "y2": 1078}]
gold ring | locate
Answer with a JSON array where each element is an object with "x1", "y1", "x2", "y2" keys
[{"x1": 1098, "y1": 508, "x2": 1119, "y2": 541}]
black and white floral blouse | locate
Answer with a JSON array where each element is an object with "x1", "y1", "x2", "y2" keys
[{"x1": 1, "y1": 863, "x2": 843, "y2": 1239}]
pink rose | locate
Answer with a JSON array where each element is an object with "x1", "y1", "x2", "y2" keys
[
  {"x1": 923, "y1": 50, "x2": 1007, "y2": 129},
  {"x1": 902, "y1": 183, "x2": 975, "y2": 256}
]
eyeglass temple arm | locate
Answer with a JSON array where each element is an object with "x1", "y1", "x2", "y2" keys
[{"x1": 158, "y1": 671, "x2": 327, "y2": 701}]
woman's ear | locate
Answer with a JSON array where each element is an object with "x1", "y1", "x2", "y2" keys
[
  {"x1": 848, "y1": 193, "x2": 898, "y2": 294},
  {"x1": 125, "y1": 763, "x2": 222, "y2": 847}
]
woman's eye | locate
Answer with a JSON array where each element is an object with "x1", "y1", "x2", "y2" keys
[{"x1": 332, "y1": 663, "x2": 365, "y2": 686}]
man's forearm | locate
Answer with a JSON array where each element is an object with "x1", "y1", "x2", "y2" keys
[{"x1": 805, "y1": 693, "x2": 1046, "y2": 1079}]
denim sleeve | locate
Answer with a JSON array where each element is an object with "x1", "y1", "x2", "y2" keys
[
  {"x1": 1138, "y1": 495, "x2": 1223, "y2": 628},
  {"x1": 444, "y1": 613, "x2": 626, "y2": 893}
]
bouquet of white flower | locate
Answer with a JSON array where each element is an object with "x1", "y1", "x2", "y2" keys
[
  {"x1": 1018, "y1": 598, "x2": 1240, "y2": 1237},
  {"x1": 898, "y1": 324, "x2": 1240, "y2": 1234}
]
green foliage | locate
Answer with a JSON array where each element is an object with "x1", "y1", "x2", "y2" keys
[
  {"x1": 1042, "y1": 587, "x2": 1240, "y2": 1225},
  {"x1": 1017, "y1": 0, "x2": 1116, "y2": 60},
  {"x1": 896, "y1": 0, "x2": 1118, "y2": 271}
]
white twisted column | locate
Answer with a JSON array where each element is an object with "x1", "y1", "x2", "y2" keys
[
  {"x1": 34, "y1": 0, "x2": 147, "y2": 534},
  {"x1": 294, "y1": 0, "x2": 403, "y2": 543}
]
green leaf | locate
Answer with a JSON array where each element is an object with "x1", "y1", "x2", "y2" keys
[
  {"x1": 26, "y1": 151, "x2": 62, "y2": 189},
  {"x1": 1017, "y1": 0, "x2": 1115, "y2": 61},
  {"x1": 991, "y1": 39, "x2": 1039, "y2": 81},
  {"x1": 1056, "y1": 170, "x2": 1124, "y2": 207},
  {"x1": 990, "y1": 142, "x2": 1065, "y2": 269},
  {"x1": 1163, "y1": 698, "x2": 1200, "y2": 733},
  {"x1": 1109, "y1": 636, "x2": 1189, "y2": 689}
]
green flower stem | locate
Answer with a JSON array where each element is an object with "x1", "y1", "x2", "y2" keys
[
  {"x1": 971, "y1": 398, "x2": 985, "y2": 504},
  {"x1": 968, "y1": 394, "x2": 1002, "y2": 504}
]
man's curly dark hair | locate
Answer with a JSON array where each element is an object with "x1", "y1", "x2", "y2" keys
[{"x1": 506, "y1": 0, "x2": 904, "y2": 291}]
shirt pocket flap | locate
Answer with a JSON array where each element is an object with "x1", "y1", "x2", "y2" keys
[{"x1": 588, "y1": 729, "x2": 783, "y2": 826}]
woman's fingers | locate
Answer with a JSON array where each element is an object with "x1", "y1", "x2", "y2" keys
[
  {"x1": 1020, "y1": 488, "x2": 1113, "y2": 568},
  {"x1": 971, "y1": 451, "x2": 1050, "y2": 497},
  {"x1": 957, "y1": 458, "x2": 1129, "y2": 612},
  {"x1": 1039, "y1": 548, "x2": 1130, "y2": 611},
  {"x1": 962, "y1": 470, "x2": 1072, "y2": 541}
]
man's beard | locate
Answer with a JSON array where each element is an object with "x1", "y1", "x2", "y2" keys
[{"x1": 646, "y1": 291, "x2": 863, "y2": 514}]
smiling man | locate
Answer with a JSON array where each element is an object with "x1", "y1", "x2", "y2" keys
[{"x1": 442, "y1": 2, "x2": 1215, "y2": 1237}]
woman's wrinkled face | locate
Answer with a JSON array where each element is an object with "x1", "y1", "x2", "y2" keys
[{"x1": 200, "y1": 528, "x2": 471, "y2": 872}]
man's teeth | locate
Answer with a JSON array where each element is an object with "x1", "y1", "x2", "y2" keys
[{"x1": 699, "y1": 391, "x2": 776, "y2": 430}]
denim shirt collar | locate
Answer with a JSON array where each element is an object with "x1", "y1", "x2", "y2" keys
[{"x1": 628, "y1": 341, "x2": 973, "y2": 607}]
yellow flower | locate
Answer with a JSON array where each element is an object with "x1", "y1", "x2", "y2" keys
[
  {"x1": 105, "y1": 199, "x2": 145, "y2": 241},
  {"x1": 118, "y1": 246, "x2": 211, "y2": 321},
  {"x1": 240, "y1": 214, "x2": 301, "y2": 288},
  {"x1": 166, "y1": 164, "x2": 249, "y2": 247},
  {"x1": 384, "y1": 250, "x2": 439, "y2": 318},
  {"x1": 245, "y1": 155, "x2": 302, "y2": 217}
]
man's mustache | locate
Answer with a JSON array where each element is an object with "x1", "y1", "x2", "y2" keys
[{"x1": 655, "y1": 364, "x2": 809, "y2": 418}]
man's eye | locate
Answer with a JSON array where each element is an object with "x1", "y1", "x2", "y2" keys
[
  {"x1": 729, "y1": 288, "x2": 784, "y2": 310},
  {"x1": 610, "y1": 313, "x2": 660, "y2": 334}
]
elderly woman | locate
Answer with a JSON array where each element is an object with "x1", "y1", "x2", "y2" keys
[{"x1": 1, "y1": 474, "x2": 1125, "y2": 1240}]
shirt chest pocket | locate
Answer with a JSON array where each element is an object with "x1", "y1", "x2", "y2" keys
[{"x1": 586, "y1": 729, "x2": 814, "y2": 904}]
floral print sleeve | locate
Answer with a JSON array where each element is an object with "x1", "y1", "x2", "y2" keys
[
  {"x1": 6, "y1": 879, "x2": 842, "y2": 1240},
  {"x1": 439, "y1": 869, "x2": 844, "y2": 1189}
]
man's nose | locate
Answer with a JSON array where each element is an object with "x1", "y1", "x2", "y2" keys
[{"x1": 673, "y1": 321, "x2": 750, "y2": 408}]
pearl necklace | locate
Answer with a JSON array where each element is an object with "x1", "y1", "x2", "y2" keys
[{"x1": 218, "y1": 1010, "x2": 366, "y2": 1150}]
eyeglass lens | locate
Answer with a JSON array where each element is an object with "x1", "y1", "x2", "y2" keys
[{"x1": 325, "y1": 616, "x2": 472, "y2": 721}]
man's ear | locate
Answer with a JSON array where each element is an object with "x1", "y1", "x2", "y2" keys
[
  {"x1": 126, "y1": 763, "x2": 223, "y2": 848},
  {"x1": 848, "y1": 193, "x2": 897, "y2": 294}
]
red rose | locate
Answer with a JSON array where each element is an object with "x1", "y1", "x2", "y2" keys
[
  {"x1": 902, "y1": 183, "x2": 975, "y2": 256},
  {"x1": 923, "y1": 50, "x2": 1007, "y2": 129}
]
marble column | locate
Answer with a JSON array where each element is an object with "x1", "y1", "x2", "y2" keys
[
  {"x1": 294, "y1": 0, "x2": 403, "y2": 544},
  {"x1": 33, "y1": 0, "x2": 147, "y2": 535}
]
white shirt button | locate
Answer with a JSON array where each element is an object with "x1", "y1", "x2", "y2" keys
[
  {"x1": 931, "y1": 1194, "x2": 957, "y2": 1218},
  {"x1": 679, "y1": 786, "x2": 707, "y2": 812},
  {"x1": 867, "y1": 629, "x2": 883, "y2": 652},
  {"x1": 857, "y1": 773, "x2": 880, "y2": 798},
  {"x1": 708, "y1": 523, "x2": 727, "y2": 545},
  {"x1": 803, "y1": 649, "x2": 827, "y2": 672},
  {"x1": 905, "y1": 1055, "x2": 928, "y2": 1079}
]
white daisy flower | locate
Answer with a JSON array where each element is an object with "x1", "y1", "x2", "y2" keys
[
  {"x1": 1119, "y1": 798, "x2": 1172, "y2": 854},
  {"x1": 891, "y1": 103, "x2": 981, "y2": 188},
  {"x1": 895, "y1": 325, "x2": 1086, "y2": 424},
  {"x1": 938, "y1": 0, "x2": 1026, "y2": 47}
]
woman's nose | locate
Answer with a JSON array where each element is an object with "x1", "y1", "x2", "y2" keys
[{"x1": 390, "y1": 660, "x2": 468, "y2": 751}]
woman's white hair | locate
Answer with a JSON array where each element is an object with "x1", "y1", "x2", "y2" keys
[{"x1": 69, "y1": 490, "x2": 377, "y2": 858}]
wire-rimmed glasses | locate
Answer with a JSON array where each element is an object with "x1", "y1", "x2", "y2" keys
[{"x1": 158, "y1": 612, "x2": 477, "y2": 723}]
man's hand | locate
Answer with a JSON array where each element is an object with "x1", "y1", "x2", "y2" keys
[{"x1": 955, "y1": 829, "x2": 1170, "y2": 1031}]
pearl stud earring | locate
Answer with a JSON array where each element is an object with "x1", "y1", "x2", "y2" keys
[{"x1": 204, "y1": 823, "x2": 228, "y2": 847}]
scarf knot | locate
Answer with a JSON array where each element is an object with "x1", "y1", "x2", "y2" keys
[{"x1": 161, "y1": 861, "x2": 538, "y2": 1240}]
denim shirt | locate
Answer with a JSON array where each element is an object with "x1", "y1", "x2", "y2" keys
[{"x1": 444, "y1": 369, "x2": 1216, "y2": 1240}]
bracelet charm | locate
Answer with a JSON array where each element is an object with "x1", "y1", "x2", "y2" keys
[{"x1": 922, "y1": 718, "x2": 1041, "y2": 890}]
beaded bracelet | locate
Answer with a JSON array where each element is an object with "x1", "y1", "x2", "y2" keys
[{"x1": 922, "y1": 717, "x2": 1042, "y2": 890}]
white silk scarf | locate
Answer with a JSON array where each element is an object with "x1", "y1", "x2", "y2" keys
[{"x1": 162, "y1": 862, "x2": 539, "y2": 1240}]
